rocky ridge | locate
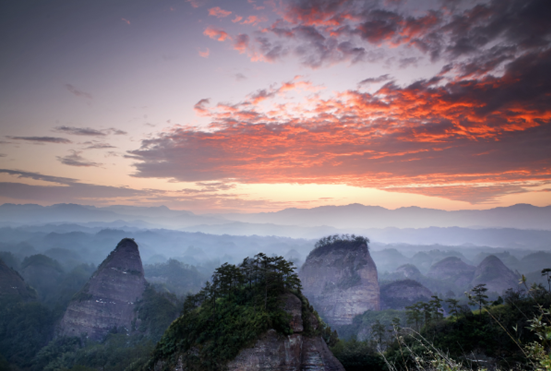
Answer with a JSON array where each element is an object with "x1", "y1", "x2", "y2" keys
[
  {"x1": 57, "y1": 238, "x2": 147, "y2": 341},
  {"x1": 299, "y1": 237, "x2": 380, "y2": 326}
]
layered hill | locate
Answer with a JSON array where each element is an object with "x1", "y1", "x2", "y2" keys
[
  {"x1": 57, "y1": 238, "x2": 146, "y2": 340},
  {"x1": 299, "y1": 236, "x2": 380, "y2": 326},
  {"x1": 380, "y1": 279, "x2": 432, "y2": 310},
  {"x1": 148, "y1": 254, "x2": 344, "y2": 371},
  {"x1": 427, "y1": 257, "x2": 476, "y2": 288},
  {"x1": 0, "y1": 258, "x2": 36, "y2": 303},
  {"x1": 472, "y1": 255, "x2": 520, "y2": 293}
]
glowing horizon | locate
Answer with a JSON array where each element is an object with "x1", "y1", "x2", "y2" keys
[{"x1": 1, "y1": 0, "x2": 550, "y2": 213}]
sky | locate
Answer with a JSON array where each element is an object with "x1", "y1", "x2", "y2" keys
[{"x1": 0, "y1": 0, "x2": 550, "y2": 213}]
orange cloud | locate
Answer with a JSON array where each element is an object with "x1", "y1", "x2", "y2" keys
[
  {"x1": 198, "y1": 47, "x2": 210, "y2": 58},
  {"x1": 203, "y1": 26, "x2": 231, "y2": 41},
  {"x1": 232, "y1": 15, "x2": 243, "y2": 23},
  {"x1": 121, "y1": 18, "x2": 130, "y2": 25},
  {"x1": 241, "y1": 15, "x2": 268, "y2": 26},
  {"x1": 130, "y1": 49, "x2": 551, "y2": 204},
  {"x1": 208, "y1": 7, "x2": 232, "y2": 18}
]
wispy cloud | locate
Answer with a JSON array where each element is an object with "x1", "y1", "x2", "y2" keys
[
  {"x1": 65, "y1": 84, "x2": 93, "y2": 99},
  {"x1": 198, "y1": 47, "x2": 210, "y2": 58},
  {"x1": 208, "y1": 7, "x2": 232, "y2": 18},
  {"x1": 6, "y1": 136, "x2": 72, "y2": 144},
  {"x1": 54, "y1": 126, "x2": 127, "y2": 137},
  {"x1": 57, "y1": 150, "x2": 102, "y2": 167},
  {"x1": 204, "y1": 26, "x2": 231, "y2": 41}
]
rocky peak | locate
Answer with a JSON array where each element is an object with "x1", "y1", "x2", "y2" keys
[
  {"x1": 472, "y1": 255, "x2": 519, "y2": 294},
  {"x1": 299, "y1": 237, "x2": 380, "y2": 326},
  {"x1": 427, "y1": 256, "x2": 476, "y2": 288},
  {"x1": 57, "y1": 238, "x2": 146, "y2": 341}
]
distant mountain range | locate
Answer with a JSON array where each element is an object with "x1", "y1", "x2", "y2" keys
[
  {"x1": 219, "y1": 203, "x2": 551, "y2": 230},
  {"x1": 0, "y1": 203, "x2": 550, "y2": 247},
  {"x1": 1, "y1": 202, "x2": 549, "y2": 230}
]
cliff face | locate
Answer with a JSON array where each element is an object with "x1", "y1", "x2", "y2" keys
[
  {"x1": 0, "y1": 259, "x2": 36, "y2": 303},
  {"x1": 57, "y1": 238, "x2": 146, "y2": 341},
  {"x1": 299, "y1": 240, "x2": 380, "y2": 326},
  {"x1": 472, "y1": 255, "x2": 519, "y2": 294},
  {"x1": 380, "y1": 279, "x2": 432, "y2": 310},
  {"x1": 427, "y1": 257, "x2": 476, "y2": 288}
]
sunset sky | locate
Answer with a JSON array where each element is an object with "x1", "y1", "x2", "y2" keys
[{"x1": 1, "y1": 0, "x2": 550, "y2": 212}]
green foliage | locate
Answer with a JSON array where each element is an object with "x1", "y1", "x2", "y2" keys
[
  {"x1": 135, "y1": 285, "x2": 183, "y2": 341},
  {"x1": 0, "y1": 301, "x2": 56, "y2": 369},
  {"x1": 339, "y1": 309, "x2": 408, "y2": 341},
  {"x1": 144, "y1": 259, "x2": 206, "y2": 297},
  {"x1": 0, "y1": 252, "x2": 19, "y2": 271},
  {"x1": 331, "y1": 339, "x2": 386, "y2": 371},
  {"x1": 386, "y1": 287, "x2": 551, "y2": 369},
  {"x1": 33, "y1": 333, "x2": 154, "y2": 371},
  {"x1": 310, "y1": 234, "x2": 369, "y2": 258},
  {"x1": 147, "y1": 253, "x2": 303, "y2": 371},
  {"x1": 21, "y1": 254, "x2": 64, "y2": 273},
  {"x1": 467, "y1": 283, "x2": 489, "y2": 315}
]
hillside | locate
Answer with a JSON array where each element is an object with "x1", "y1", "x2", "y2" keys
[{"x1": 148, "y1": 253, "x2": 343, "y2": 371}]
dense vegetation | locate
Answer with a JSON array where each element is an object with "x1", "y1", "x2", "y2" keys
[
  {"x1": 147, "y1": 253, "x2": 331, "y2": 371},
  {"x1": 328, "y1": 277, "x2": 551, "y2": 371},
  {"x1": 310, "y1": 234, "x2": 369, "y2": 258}
]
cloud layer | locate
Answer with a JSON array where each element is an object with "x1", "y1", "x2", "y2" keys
[{"x1": 128, "y1": 46, "x2": 551, "y2": 203}]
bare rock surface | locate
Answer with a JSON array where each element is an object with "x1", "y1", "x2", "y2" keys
[
  {"x1": 299, "y1": 240, "x2": 380, "y2": 326},
  {"x1": 472, "y1": 255, "x2": 520, "y2": 294},
  {"x1": 57, "y1": 238, "x2": 146, "y2": 340},
  {"x1": 226, "y1": 295, "x2": 344, "y2": 371}
]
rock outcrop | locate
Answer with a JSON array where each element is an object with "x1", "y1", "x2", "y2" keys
[
  {"x1": 380, "y1": 279, "x2": 432, "y2": 309},
  {"x1": 427, "y1": 257, "x2": 476, "y2": 288},
  {"x1": 154, "y1": 293, "x2": 344, "y2": 371},
  {"x1": 299, "y1": 238, "x2": 380, "y2": 326},
  {"x1": 57, "y1": 238, "x2": 146, "y2": 340},
  {"x1": 472, "y1": 255, "x2": 519, "y2": 294},
  {"x1": 0, "y1": 258, "x2": 36, "y2": 303},
  {"x1": 226, "y1": 294, "x2": 344, "y2": 371}
]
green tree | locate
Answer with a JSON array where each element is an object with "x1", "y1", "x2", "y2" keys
[
  {"x1": 444, "y1": 298, "x2": 460, "y2": 317},
  {"x1": 467, "y1": 283, "x2": 489, "y2": 314},
  {"x1": 542, "y1": 268, "x2": 551, "y2": 292}
]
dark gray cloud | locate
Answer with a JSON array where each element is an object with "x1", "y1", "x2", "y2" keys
[
  {"x1": 55, "y1": 126, "x2": 106, "y2": 137},
  {"x1": 7, "y1": 136, "x2": 72, "y2": 144},
  {"x1": 53, "y1": 126, "x2": 127, "y2": 137},
  {"x1": 85, "y1": 143, "x2": 116, "y2": 149},
  {"x1": 359, "y1": 74, "x2": 391, "y2": 85},
  {"x1": 235, "y1": 73, "x2": 247, "y2": 81},
  {"x1": 234, "y1": 0, "x2": 550, "y2": 73},
  {"x1": 0, "y1": 169, "x2": 77, "y2": 184},
  {"x1": 57, "y1": 150, "x2": 102, "y2": 167}
]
